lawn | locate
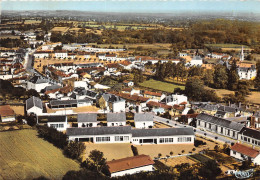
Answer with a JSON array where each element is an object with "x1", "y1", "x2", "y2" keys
[
  {"x1": 205, "y1": 44, "x2": 249, "y2": 49},
  {"x1": 0, "y1": 129, "x2": 80, "y2": 180},
  {"x1": 188, "y1": 154, "x2": 212, "y2": 165},
  {"x1": 139, "y1": 79, "x2": 185, "y2": 93}
]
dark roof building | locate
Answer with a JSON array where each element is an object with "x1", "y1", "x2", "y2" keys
[
  {"x1": 240, "y1": 127, "x2": 260, "y2": 140},
  {"x1": 132, "y1": 127, "x2": 194, "y2": 137},
  {"x1": 78, "y1": 113, "x2": 97, "y2": 123},
  {"x1": 107, "y1": 113, "x2": 126, "y2": 122},
  {"x1": 134, "y1": 113, "x2": 153, "y2": 122},
  {"x1": 26, "y1": 96, "x2": 43, "y2": 110},
  {"x1": 28, "y1": 76, "x2": 48, "y2": 84}
]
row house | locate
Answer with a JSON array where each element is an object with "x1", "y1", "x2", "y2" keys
[
  {"x1": 54, "y1": 50, "x2": 68, "y2": 59},
  {"x1": 67, "y1": 126, "x2": 195, "y2": 145},
  {"x1": 239, "y1": 127, "x2": 260, "y2": 147},
  {"x1": 196, "y1": 113, "x2": 244, "y2": 140},
  {"x1": 34, "y1": 51, "x2": 51, "y2": 59}
]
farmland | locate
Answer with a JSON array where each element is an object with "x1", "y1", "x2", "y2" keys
[
  {"x1": 0, "y1": 129, "x2": 80, "y2": 180},
  {"x1": 139, "y1": 79, "x2": 185, "y2": 93}
]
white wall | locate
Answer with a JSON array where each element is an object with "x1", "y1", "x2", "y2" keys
[
  {"x1": 27, "y1": 82, "x2": 49, "y2": 92},
  {"x1": 111, "y1": 165, "x2": 154, "y2": 177},
  {"x1": 107, "y1": 122, "x2": 126, "y2": 127},
  {"x1": 78, "y1": 122, "x2": 98, "y2": 127},
  {"x1": 47, "y1": 122, "x2": 68, "y2": 131},
  {"x1": 112, "y1": 101, "x2": 125, "y2": 113},
  {"x1": 27, "y1": 106, "x2": 43, "y2": 116},
  {"x1": 1, "y1": 116, "x2": 15, "y2": 122},
  {"x1": 230, "y1": 150, "x2": 260, "y2": 165},
  {"x1": 135, "y1": 121, "x2": 153, "y2": 129}
]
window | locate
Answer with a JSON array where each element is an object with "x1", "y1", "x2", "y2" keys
[
  {"x1": 159, "y1": 138, "x2": 174, "y2": 143},
  {"x1": 96, "y1": 137, "x2": 110, "y2": 142},
  {"x1": 209, "y1": 124, "x2": 211, "y2": 129},
  {"x1": 233, "y1": 151, "x2": 236, "y2": 155},
  {"x1": 178, "y1": 137, "x2": 191, "y2": 142},
  {"x1": 198, "y1": 120, "x2": 200, "y2": 126},
  {"x1": 244, "y1": 137, "x2": 247, "y2": 141},
  {"x1": 115, "y1": 136, "x2": 129, "y2": 141}
]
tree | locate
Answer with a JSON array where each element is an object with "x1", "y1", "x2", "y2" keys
[
  {"x1": 240, "y1": 158, "x2": 252, "y2": 170},
  {"x1": 202, "y1": 69, "x2": 214, "y2": 86},
  {"x1": 185, "y1": 77, "x2": 204, "y2": 101},
  {"x1": 26, "y1": 114, "x2": 37, "y2": 126},
  {"x1": 213, "y1": 64, "x2": 228, "y2": 89},
  {"x1": 64, "y1": 141, "x2": 86, "y2": 160},
  {"x1": 85, "y1": 150, "x2": 107, "y2": 173},
  {"x1": 198, "y1": 160, "x2": 222, "y2": 179},
  {"x1": 227, "y1": 61, "x2": 239, "y2": 90},
  {"x1": 255, "y1": 61, "x2": 260, "y2": 91}
]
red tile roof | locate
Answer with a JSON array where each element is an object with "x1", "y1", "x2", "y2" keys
[
  {"x1": 147, "y1": 101, "x2": 172, "y2": 110},
  {"x1": 0, "y1": 105, "x2": 15, "y2": 117},
  {"x1": 106, "y1": 63, "x2": 119, "y2": 68},
  {"x1": 144, "y1": 91, "x2": 162, "y2": 97},
  {"x1": 107, "y1": 155, "x2": 154, "y2": 173},
  {"x1": 231, "y1": 143, "x2": 259, "y2": 158},
  {"x1": 119, "y1": 60, "x2": 132, "y2": 66}
]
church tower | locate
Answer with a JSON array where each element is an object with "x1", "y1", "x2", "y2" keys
[{"x1": 240, "y1": 46, "x2": 244, "y2": 61}]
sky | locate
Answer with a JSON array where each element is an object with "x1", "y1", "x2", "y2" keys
[{"x1": 1, "y1": 0, "x2": 260, "y2": 14}]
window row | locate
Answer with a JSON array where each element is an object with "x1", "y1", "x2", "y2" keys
[
  {"x1": 96, "y1": 137, "x2": 110, "y2": 142},
  {"x1": 50, "y1": 124, "x2": 64, "y2": 128},
  {"x1": 159, "y1": 138, "x2": 174, "y2": 143},
  {"x1": 178, "y1": 137, "x2": 192, "y2": 142},
  {"x1": 115, "y1": 136, "x2": 129, "y2": 141}
]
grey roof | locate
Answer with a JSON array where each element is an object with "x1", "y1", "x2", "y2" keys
[
  {"x1": 240, "y1": 127, "x2": 260, "y2": 140},
  {"x1": 29, "y1": 76, "x2": 48, "y2": 84},
  {"x1": 197, "y1": 113, "x2": 244, "y2": 132},
  {"x1": 107, "y1": 113, "x2": 126, "y2": 122},
  {"x1": 50, "y1": 99, "x2": 91, "y2": 106},
  {"x1": 200, "y1": 104, "x2": 219, "y2": 111},
  {"x1": 26, "y1": 96, "x2": 43, "y2": 110},
  {"x1": 192, "y1": 56, "x2": 202, "y2": 60},
  {"x1": 134, "y1": 113, "x2": 154, "y2": 122},
  {"x1": 44, "y1": 85, "x2": 62, "y2": 91},
  {"x1": 215, "y1": 110, "x2": 226, "y2": 117},
  {"x1": 67, "y1": 126, "x2": 132, "y2": 136},
  {"x1": 102, "y1": 93, "x2": 125, "y2": 103},
  {"x1": 218, "y1": 106, "x2": 237, "y2": 113},
  {"x1": 78, "y1": 113, "x2": 97, "y2": 123},
  {"x1": 132, "y1": 128, "x2": 194, "y2": 137},
  {"x1": 38, "y1": 115, "x2": 66, "y2": 123},
  {"x1": 253, "y1": 111, "x2": 260, "y2": 117}
]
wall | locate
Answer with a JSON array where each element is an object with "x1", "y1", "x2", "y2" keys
[
  {"x1": 107, "y1": 122, "x2": 126, "y2": 127},
  {"x1": 135, "y1": 121, "x2": 153, "y2": 129},
  {"x1": 111, "y1": 165, "x2": 154, "y2": 177}
]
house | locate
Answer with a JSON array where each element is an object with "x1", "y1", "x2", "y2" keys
[
  {"x1": 54, "y1": 50, "x2": 68, "y2": 59},
  {"x1": 25, "y1": 96, "x2": 43, "y2": 115},
  {"x1": 66, "y1": 126, "x2": 195, "y2": 145},
  {"x1": 105, "y1": 54, "x2": 117, "y2": 61},
  {"x1": 34, "y1": 51, "x2": 51, "y2": 59},
  {"x1": 106, "y1": 63, "x2": 119, "y2": 72},
  {"x1": 215, "y1": 105, "x2": 241, "y2": 118},
  {"x1": 107, "y1": 113, "x2": 126, "y2": 127},
  {"x1": 123, "y1": 80, "x2": 134, "y2": 87},
  {"x1": 49, "y1": 99, "x2": 92, "y2": 109},
  {"x1": 143, "y1": 91, "x2": 162, "y2": 101},
  {"x1": 239, "y1": 127, "x2": 260, "y2": 146},
  {"x1": 230, "y1": 143, "x2": 260, "y2": 165},
  {"x1": 146, "y1": 101, "x2": 172, "y2": 115},
  {"x1": 196, "y1": 113, "x2": 244, "y2": 140},
  {"x1": 27, "y1": 76, "x2": 49, "y2": 92},
  {"x1": 67, "y1": 126, "x2": 132, "y2": 143},
  {"x1": 98, "y1": 93, "x2": 125, "y2": 113},
  {"x1": 186, "y1": 56, "x2": 203, "y2": 67},
  {"x1": 160, "y1": 94, "x2": 188, "y2": 106},
  {"x1": 45, "y1": 115, "x2": 68, "y2": 131},
  {"x1": 78, "y1": 113, "x2": 98, "y2": 127},
  {"x1": 134, "y1": 113, "x2": 154, "y2": 129},
  {"x1": 237, "y1": 66, "x2": 257, "y2": 80},
  {"x1": 195, "y1": 103, "x2": 219, "y2": 115},
  {"x1": 131, "y1": 127, "x2": 195, "y2": 145},
  {"x1": 0, "y1": 105, "x2": 15, "y2": 122},
  {"x1": 107, "y1": 155, "x2": 155, "y2": 177}
]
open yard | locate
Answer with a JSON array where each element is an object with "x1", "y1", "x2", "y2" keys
[
  {"x1": 46, "y1": 105, "x2": 100, "y2": 114},
  {"x1": 139, "y1": 79, "x2": 185, "y2": 93},
  {"x1": 0, "y1": 129, "x2": 80, "y2": 180},
  {"x1": 160, "y1": 156, "x2": 196, "y2": 167},
  {"x1": 10, "y1": 105, "x2": 24, "y2": 116},
  {"x1": 83, "y1": 143, "x2": 133, "y2": 161}
]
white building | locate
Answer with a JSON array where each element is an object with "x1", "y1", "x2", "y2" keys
[
  {"x1": 107, "y1": 155, "x2": 154, "y2": 177},
  {"x1": 237, "y1": 67, "x2": 257, "y2": 80},
  {"x1": 27, "y1": 76, "x2": 49, "y2": 92},
  {"x1": 239, "y1": 127, "x2": 260, "y2": 147},
  {"x1": 77, "y1": 113, "x2": 98, "y2": 127},
  {"x1": 107, "y1": 113, "x2": 126, "y2": 127},
  {"x1": 45, "y1": 115, "x2": 68, "y2": 131},
  {"x1": 196, "y1": 113, "x2": 244, "y2": 140},
  {"x1": 0, "y1": 105, "x2": 15, "y2": 122},
  {"x1": 54, "y1": 51, "x2": 68, "y2": 59},
  {"x1": 134, "y1": 113, "x2": 154, "y2": 129},
  {"x1": 186, "y1": 56, "x2": 203, "y2": 67},
  {"x1": 74, "y1": 81, "x2": 89, "y2": 90},
  {"x1": 25, "y1": 96, "x2": 43, "y2": 115},
  {"x1": 100, "y1": 93, "x2": 126, "y2": 113},
  {"x1": 160, "y1": 94, "x2": 188, "y2": 106},
  {"x1": 34, "y1": 51, "x2": 50, "y2": 59},
  {"x1": 66, "y1": 126, "x2": 195, "y2": 145},
  {"x1": 230, "y1": 143, "x2": 260, "y2": 165}
]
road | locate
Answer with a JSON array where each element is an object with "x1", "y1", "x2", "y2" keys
[{"x1": 154, "y1": 116, "x2": 236, "y2": 145}]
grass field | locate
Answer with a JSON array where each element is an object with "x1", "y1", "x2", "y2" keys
[
  {"x1": 205, "y1": 44, "x2": 249, "y2": 48},
  {"x1": 188, "y1": 154, "x2": 212, "y2": 164},
  {"x1": 139, "y1": 79, "x2": 185, "y2": 93},
  {"x1": 0, "y1": 130, "x2": 80, "y2": 180}
]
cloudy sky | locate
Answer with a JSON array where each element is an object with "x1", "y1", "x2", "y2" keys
[{"x1": 1, "y1": 0, "x2": 260, "y2": 13}]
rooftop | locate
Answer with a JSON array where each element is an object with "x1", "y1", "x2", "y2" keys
[
  {"x1": 132, "y1": 127, "x2": 194, "y2": 137},
  {"x1": 231, "y1": 143, "x2": 259, "y2": 158},
  {"x1": 26, "y1": 96, "x2": 43, "y2": 110},
  {"x1": 77, "y1": 113, "x2": 97, "y2": 123},
  {"x1": 107, "y1": 155, "x2": 154, "y2": 173},
  {"x1": 134, "y1": 113, "x2": 153, "y2": 122},
  {"x1": 0, "y1": 105, "x2": 15, "y2": 118},
  {"x1": 107, "y1": 113, "x2": 126, "y2": 122}
]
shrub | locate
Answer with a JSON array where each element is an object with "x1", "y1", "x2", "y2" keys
[{"x1": 131, "y1": 145, "x2": 139, "y2": 156}]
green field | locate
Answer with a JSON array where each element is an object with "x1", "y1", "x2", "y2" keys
[
  {"x1": 139, "y1": 79, "x2": 185, "y2": 93},
  {"x1": 205, "y1": 44, "x2": 249, "y2": 49},
  {"x1": 0, "y1": 130, "x2": 80, "y2": 180},
  {"x1": 189, "y1": 154, "x2": 212, "y2": 164}
]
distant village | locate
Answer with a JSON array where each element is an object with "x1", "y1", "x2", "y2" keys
[{"x1": 0, "y1": 17, "x2": 260, "y2": 179}]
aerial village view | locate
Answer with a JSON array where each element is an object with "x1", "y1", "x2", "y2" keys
[{"x1": 0, "y1": 0, "x2": 260, "y2": 179}]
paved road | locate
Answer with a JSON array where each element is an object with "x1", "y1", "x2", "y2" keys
[{"x1": 154, "y1": 116, "x2": 236, "y2": 145}]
